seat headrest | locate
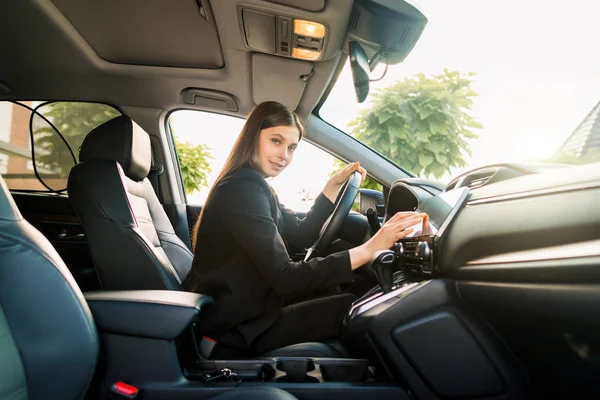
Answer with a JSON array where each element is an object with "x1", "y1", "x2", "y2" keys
[
  {"x1": 79, "y1": 115, "x2": 152, "y2": 182},
  {"x1": 0, "y1": 174, "x2": 22, "y2": 221}
]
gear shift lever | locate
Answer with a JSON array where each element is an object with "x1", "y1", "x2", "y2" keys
[{"x1": 371, "y1": 250, "x2": 396, "y2": 293}]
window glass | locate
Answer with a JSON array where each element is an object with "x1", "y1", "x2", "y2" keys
[
  {"x1": 0, "y1": 101, "x2": 120, "y2": 191},
  {"x1": 320, "y1": 0, "x2": 600, "y2": 183},
  {"x1": 169, "y1": 110, "x2": 344, "y2": 211}
]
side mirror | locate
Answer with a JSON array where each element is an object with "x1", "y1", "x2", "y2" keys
[{"x1": 349, "y1": 41, "x2": 371, "y2": 103}]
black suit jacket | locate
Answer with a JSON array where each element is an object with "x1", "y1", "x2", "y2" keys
[{"x1": 183, "y1": 165, "x2": 353, "y2": 349}]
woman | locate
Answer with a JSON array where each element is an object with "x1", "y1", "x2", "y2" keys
[{"x1": 183, "y1": 101, "x2": 423, "y2": 355}]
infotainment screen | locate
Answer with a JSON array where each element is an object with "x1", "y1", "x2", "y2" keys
[{"x1": 406, "y1": 186, "x2": 470, "y2": 238}]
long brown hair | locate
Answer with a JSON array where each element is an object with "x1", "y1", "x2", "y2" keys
[{"x1": 191, "y1": 101, "x2": 304, "y2": 251}]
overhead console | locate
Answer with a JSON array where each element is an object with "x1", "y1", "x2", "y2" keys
[
  {"x1": 239, "y1": 5, "x2": 328, "y2": 61},
  {"x1": 238, "y1": 0, "x2": 427, "y2": 64}
]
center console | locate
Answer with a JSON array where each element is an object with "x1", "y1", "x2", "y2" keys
[
  {"x1": 85, "y1": 290, "x2": 411, "y2": 400},
  {"x1": 342, "y1": 276, "x2": 530, "y2": 400},
  {"x1": 339, "y1": 185, "x2": 532, "y2": 400},
  {"x1": 344, "y1": 187, "x2": 474, "y2": 331}
]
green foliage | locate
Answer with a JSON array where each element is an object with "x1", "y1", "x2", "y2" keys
[
  {"x1": 297, "y1": 187, "x2": 318, "y2": 209},
  {"x1": 329, "y1": 159, "x2": 382, "y2": 212},
  {"x1": 33, "y1": 102, "x2": 120, "y2": 179},
  {"x1": 31, "y1": 102, "x2": 213, "y2": 196},
  {"x1": 174, "y1": 138, "x2": 213, "y2": 195},
  {"x1": 347, "y1": 69, "x2": 481, "y2": 179},
  {"x1": 330, "y1": 159, "x2": 383, "y2": 191},
  {"x1": 299, "y1": 187, "x2": 316, "y2": 204}
]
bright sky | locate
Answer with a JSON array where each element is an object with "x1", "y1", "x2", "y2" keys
[{"x1": 172, "y1": 0, "x2": 600, "y2": 210}]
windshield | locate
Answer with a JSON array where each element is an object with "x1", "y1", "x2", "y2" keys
[{"x1": 320, "y1": 0, "x2": 600, "y2": 183}]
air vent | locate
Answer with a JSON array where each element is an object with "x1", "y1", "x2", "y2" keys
[
  {"x1": 446, "y1": 168, "x2": 498, "y2": 191},
  {"x1": 462, "y1": 169, "x2": 498, "y2": 189},
  {"x1": 349, "y1": 7, "x2": 361, "y2": 31}
]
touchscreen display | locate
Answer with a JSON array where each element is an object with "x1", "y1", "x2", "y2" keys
[{"x1": 406, "y1": 186, "x2": 470, "y2": 237}]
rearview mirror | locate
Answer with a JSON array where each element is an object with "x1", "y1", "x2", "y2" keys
[{"x1": 349, "y1": 41, "x2": 370, "y2": 103}]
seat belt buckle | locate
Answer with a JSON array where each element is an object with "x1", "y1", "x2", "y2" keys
[
  {"x1": 200, "y1": 368, "x2": 239, "y2": 382},
  {"x1": 109, "y1": 381, "x2": 138, "y2": 399},
  {"x1": 199, "y1": 336, "x2": 217, "y2": 359}
]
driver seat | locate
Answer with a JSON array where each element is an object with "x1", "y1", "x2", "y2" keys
[{"x1": 67, "y1": 115, "x2": 348, "y2": 358}]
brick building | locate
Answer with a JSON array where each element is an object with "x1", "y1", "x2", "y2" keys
[{"x1": 0, "y1": 102, "x2": 48, "y2": 190}]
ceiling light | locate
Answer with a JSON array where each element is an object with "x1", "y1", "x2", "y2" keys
[
  {"x1": 292, "y1": 48, "x2": 321, "y2": 61},
  {"x1": 294, "y1": 19, "x2": 325, "y2": 38}
]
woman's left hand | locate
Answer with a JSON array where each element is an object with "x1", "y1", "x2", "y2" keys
[{"x1": 322, "y1": 162, "x2": 367, "y2": 203}]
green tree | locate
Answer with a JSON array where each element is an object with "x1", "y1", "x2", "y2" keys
[
  {"x1": 328, "y1": 159, "x2": 380, "y2": 212},
  {"x1": 33, "y1": 102, "x2": 120, "y2": 183},
  {"x1": 298, "y1": 187, "x2": 316, "y2": 204},
  {"x1": 174, "y1": 138, "x2": 213, "y2": 195},
  {"x1": 330, "y1": 159, "x2": 382, "y2": 191},
  {"x1": 347, "y1": 69, "x2": 481, "y2": 179},
  {"x1": 31, "y1": 101, "x2": 213, "y2": 195}
]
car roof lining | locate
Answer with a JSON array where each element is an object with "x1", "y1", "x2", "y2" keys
[{"x1": 0, "y1": 0, "x2": 354, "y2": 121}]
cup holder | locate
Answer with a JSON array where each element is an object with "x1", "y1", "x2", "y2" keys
[{"x1": 275, "y1": 359, "x2": 319, "y2": 383}]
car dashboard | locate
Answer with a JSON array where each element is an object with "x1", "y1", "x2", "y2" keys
[{"x1": 341, "y1": 161, "x2": 600, "y2": 400}]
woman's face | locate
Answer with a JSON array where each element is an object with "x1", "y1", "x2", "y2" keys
[{"x1": 256, "y1": 125, "x2": 300, "y2": 178}]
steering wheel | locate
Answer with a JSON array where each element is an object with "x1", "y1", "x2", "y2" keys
[{"x1": 304, "y1": 171, "x2": 362, "y2": 261}]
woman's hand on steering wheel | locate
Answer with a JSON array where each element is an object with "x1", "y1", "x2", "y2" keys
[
  {"x1": 322, "y1": 162, "x2": 367, "y2": 203},
  {"x1": 304, "y1": 167, "x2": 364, "y2": 262}
]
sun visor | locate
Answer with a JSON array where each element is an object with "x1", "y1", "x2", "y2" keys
[
  {"x1": 252, "y1": 54, "x2": 312, "y2": 110},
  {"x1": 51, "y1": 0, "x2": 223, "y2": 69}
]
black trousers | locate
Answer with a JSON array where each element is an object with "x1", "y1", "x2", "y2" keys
[{"x1": 250, "y1": 293, "x2": 357, "y2": 355}]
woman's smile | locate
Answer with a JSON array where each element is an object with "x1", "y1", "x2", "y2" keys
[
  {"x1": 258, "y1": 125, "x2": 300, "y2": 177},
  {"x1": 270, "y1": 161, "x2": 285, "y2": 170}
]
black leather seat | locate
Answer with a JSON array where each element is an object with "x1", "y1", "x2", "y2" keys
[
  {"x1": 67, "y1": 115, "x2": 348, "y2": 359},
  {"x1": 0, "y1": 174, "x2": 298, "y2": 400},
  {"x1": 68, "y1": 115, "x2": 191, "y2": 291}
]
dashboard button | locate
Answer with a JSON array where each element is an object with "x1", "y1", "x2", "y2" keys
[
  {"x1": 394, "y1": 242, "x2": 404, "y2": 256},
  {"x1": 417, "y1": 241, "x2": 431, "y2": 260}
]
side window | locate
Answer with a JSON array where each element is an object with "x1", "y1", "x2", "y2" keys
[
  {"x1": 0, "y1": 101, "x2": 120, "y2": 192},
  {"x1": 169, "y1": 110, "x2": 245, "y2": 206},
  {"x1": 169, "y1": 110, "x2": 352, "y2": 211},
  {"x1": 269, "y1": 142, "x2": 340, "y2": 211}
]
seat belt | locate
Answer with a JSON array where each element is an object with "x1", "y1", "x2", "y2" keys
[
  {"x1": 148, "y1": 158, "x2": 164, "y2": 204},
  {"x1": 148, "y1": 155, "x2": 194, "y2": 251}
]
